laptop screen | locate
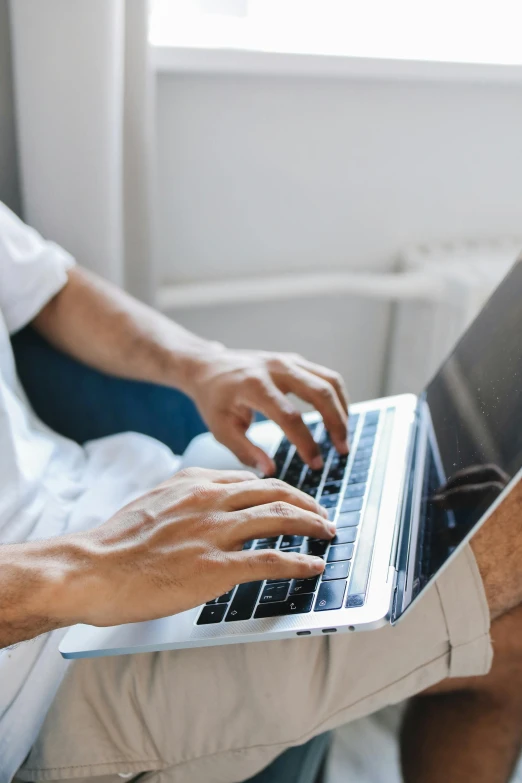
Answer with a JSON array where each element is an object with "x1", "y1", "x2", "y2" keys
[{"x1": 414, "y1": 256, "x2": 522, "y2": 592}]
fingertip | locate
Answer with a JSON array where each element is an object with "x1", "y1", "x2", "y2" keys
[{"x1": 309, "y1": 556, "x2": 325, "y2": 574}]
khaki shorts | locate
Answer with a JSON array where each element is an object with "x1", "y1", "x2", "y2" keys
[{"x1": 17, "y1": 545, "x2": 492, "y2": 783}]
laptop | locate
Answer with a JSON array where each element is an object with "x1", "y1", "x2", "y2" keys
[{"x1": 60, "y1": 256, "x2": 522, "y2": 659}]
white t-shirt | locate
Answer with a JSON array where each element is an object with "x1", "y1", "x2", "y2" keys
[{"x1": 0, "y1": 202, "x2": 181, "y2": 781}]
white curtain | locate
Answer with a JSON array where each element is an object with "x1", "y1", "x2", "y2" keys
[{"x1": 8, "y1": 0, "x2": 156, "y2": 302}]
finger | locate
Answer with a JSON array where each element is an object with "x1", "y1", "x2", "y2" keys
[
  {"x1": 228, "y1": 502, "x2": 336, "y2": 545},
  {"x1": 213, "y1": 420, "x2": 275, "y2": 476},
  {"x1": 231, "y1": 548, "x2": 325, "y2": 583},
  {"x1": 432, "y1": 481, "x2": 506, "y2": 509},
  {"x1": 223, "y1": 477, "x2": 329, "y2": 518},
  {"x1": 279, "y1": 367, "x2": 348, "y2": 455},
  {"x1": 246, "y1": 381, "x2": 322, "y2": 469},
  {"x1": 209, "y1": 469, "x2": 260, "y2": 484},
  {"x1": 173, "y1": 467, "x2": 258, "y2": 485},
  {"x1": 294, "y1": 358, "x2": 350, "y2": 416}
]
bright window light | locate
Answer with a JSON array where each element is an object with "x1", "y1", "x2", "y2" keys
[{"x1": 149, "y1": 0, "x2": 522, "y2": 65}]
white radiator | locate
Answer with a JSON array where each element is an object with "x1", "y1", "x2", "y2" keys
[{"x1": 385, "y1": 239, "x2": 522, "y2": 395}]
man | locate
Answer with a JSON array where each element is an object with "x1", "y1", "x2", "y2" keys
[{"x1": 1, "y1": 200, "x2": 522, "y2": 783}]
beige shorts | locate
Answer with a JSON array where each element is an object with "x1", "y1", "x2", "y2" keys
[{"x1": 17, "y1": 545, "x2": 492, "y2": 783}]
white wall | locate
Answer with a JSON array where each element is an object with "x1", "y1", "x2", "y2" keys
[{"x1": 155, "y1": 71, "x2": 522, "y2": 401}]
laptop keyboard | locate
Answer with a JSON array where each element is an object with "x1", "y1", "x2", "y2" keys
[{"x1": 197, "y1": 409, "x2": 381, "y2": 626}]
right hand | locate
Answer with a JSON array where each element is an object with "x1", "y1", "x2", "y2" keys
[{"x1": 64, "y1": 468, "x2": 334, "y2": 627}]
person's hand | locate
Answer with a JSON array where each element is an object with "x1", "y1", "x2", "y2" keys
[
  {"x1": 61, "y1": 468, "x2": 334, "y2": 628},
  {"x1": 185, "y1": 347, "x2": 349, "y2": 474}
]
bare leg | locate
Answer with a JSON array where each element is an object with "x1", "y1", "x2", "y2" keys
[{"x1": 401, "y1": 481, "x2": 522, "y2": 783}]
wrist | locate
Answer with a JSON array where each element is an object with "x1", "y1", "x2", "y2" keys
[
  {"x1": 0, "y1": 535, "x2": 97, "y2": 643},
  {"x1": 174, "y1": 338, "x2": 226, "y2": 397}
]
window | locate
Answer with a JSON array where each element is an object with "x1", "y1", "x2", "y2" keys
[{"x1": 150, "y1": 0, "x2": 522, "y2": 66}]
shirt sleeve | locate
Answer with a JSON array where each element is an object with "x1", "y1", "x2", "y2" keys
[{"x1": 0, "y1": 202, "x2": 76, "y2": 335}]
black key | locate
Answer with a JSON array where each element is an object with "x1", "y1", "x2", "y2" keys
[
  {"x1": 327, "y1": 544, "x2": 354, "y2": 562},
  {"x1": 322, "y1": 561, "x2": 351, "y2": 581},
  {"x1": 349, "y1": 470, "x2": 369, "y2": 485},
  {"x1": 266, "y1": 577, "x2": 292, "y2": 585},
  {"x1": 322, "y1": 480, "x2": 343, "y2": 495},
  {"x1": 332, "y1": 528, "x2": 358, "y2": 544},
  {"x1": 215, "y1": 589, "x2": 235, "y2": 603},
  {"x1": 255, "y1": 542, "x2": 277, "y2": 549},
  {"x1": 326, "y1": 506, "x2": 337, "y2": 521},
  {"x1": 243, "y1": 540, "x2": 254, "y2": 550},
  {"x1": 290, "y1": 576, "x2": 319, "y2": 595},
  {"x1": 279, "y1": 546, "x2": 300, "y2": 554},
  {"x1": 319, "y1": 494, "x2": 339, "y2": 508},
  {"x1": 327, "y1": 465, "x2": 345, "y2": 482},
  {"x1": 302, "y1": 469, "x2": 323, "y2": 489},
  {"x1": 284, "y1": 453, "x2": 304, "y2": 484},
  {"x1": 274, "y1": 440, "x2": 290, "y2": 472},
  {"x1": 260, "y1": 583, "x2": 289, "y2": 603},
  {"x1": 198, "y1": 604, "x2": 227, "y2": 624},
  {"x1": 340, "y1": 496, "x2": 364, "y2": 513},
  {"x1": 257, "y1": 537, "x2": 278, "y2": 544},
  {"x1": 346, "y1": 593, "x2": 365, "y2": 607},
  {"x1": 225, "y1": 581, "x2": 263, "y2": 622},
  {"x1": 280, "y1": 535, "x2": 304, "y2": 549},
  {"x1": 343, "y1": 482, "x2": 366, "y2": 499},
  {"x1": 357, "y1": 436, "x2": 375, "y2": 450},
  {"x1": 314, "y1": 580, "x2": 347, "y2": 611},
  {"x1": 304, "y1": 539, "x2": 329, "y2": 557},
  {"x1": 254, "y1": 593, "x2": 314, "y2": 618},
  {"x1": 337, "y1": 511, "x2": 360, "y2": 528}
]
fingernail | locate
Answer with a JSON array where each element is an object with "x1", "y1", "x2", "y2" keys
[
  {"x1": 338, "y1": 441, "x2": 349, "y2": 455},
  {"x1": 311, "y1": 456, "x2": 323, "y2": 471},
  {"x1": 311, "y1": 557, "x2": 325, "y2": 571},
  {"x1": 327, "y1": 523, "x2": 337, "y2": 536},
  {"x1": 319, "y1": 506, "x2": 328, "y2": 518}
]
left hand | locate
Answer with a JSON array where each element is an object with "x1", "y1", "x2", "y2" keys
[{"x1": 185, "y1": 347, "x2": 349, "y2": 474}]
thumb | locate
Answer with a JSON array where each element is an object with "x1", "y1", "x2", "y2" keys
[{"x1": 215, "y1": 422, "x2": 275, "y2": 476}]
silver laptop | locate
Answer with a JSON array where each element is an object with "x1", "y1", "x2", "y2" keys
[{"x1": 61, "y1": 257, "x2": 522, "y2": 659}]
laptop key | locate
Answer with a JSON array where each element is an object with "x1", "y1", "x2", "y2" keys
[
  {"x1": 260, "y1": 583, "x2": 289, "y2": 603},
  {"x1": 254, "y1": 593, "x2": 314, "y2": 618},
  {"x1": 266, "y1": 577, "x2": 292, "y2": 585},
  {"x1": 343, "y1": 482, "x2": 366, "y2": 499},
  {"x1": 314, "y1": 580, "x2": 347, "y2": 611},
  {"x1": 319, "y1": 494, "x2": 339, "y2": 508},
  {"x1": 349, "y1": 470, "x2": 369, "y2": 485},
  {"x1": 304, "y1": 539, "x2": 329, "y2": 557},
  {"x1": 215, "y1": 589, "x2": 235, "y2": 603},
  {"x1": 337, "y1": 511, "x2": 360, "y2": 528},
  {"x1": 322, "y1": 480, "x2": 343, "y2": 495},
  {"x1": 340, "y1": 496, "x2": 364, "y2": 513},
  {"x1": 332, "y1": 528, "x2": 358, "y2": 544},
  {"x1": 327, "y1": 544, "x2": 354, "y2": 562},
  {"x1": 322, "y1": 561, "x2": 351, "y2": 581},
  {"x1": 326, "y1": 507, "x2": 337, "y2": 521},
  {"x1": 280, "y1": 535, "x2": 304, "y2": 549},
  {"x1": 225, "y1": 581, "x2": 263, "y2": 622},
  {"x1": 364, "y1": 411, "x2": 380, "y2": 425},
  {"x1": 197, "y1": 604, "x2": 227, "y2": 624},
  {"x1": 290, "y1": 576, "x2": 320, "y2": 595},
  {"x1": 255, "y1": 542, "x2": 278, "y2": 549}
]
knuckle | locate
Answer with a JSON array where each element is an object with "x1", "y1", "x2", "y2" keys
[
  {"x1": 247, "y1": 374, "x2": 268, "y2": 395},
  {"x1": 264, "y1": 477, "x2": 287, "y2": 494},
  {"x1": 284, "y1": 408, "x2": 303, "y2": 427},
  {"x1": 270, "y1": 501, "x2": 293, "y2": 518},
  {"x1": 175, "y1": 466, "x2": 200, "y2": 481},
  {"x1": 258, "y1": 549, "x2": 283, "y2": 569},
  {"x1": 316, "y1": 382, "x2": 335, "y2": 402},
  {"x1": 188, "y1": 482, "x2": 218, "y2": 503}
]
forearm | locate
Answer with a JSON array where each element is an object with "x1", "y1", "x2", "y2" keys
[
  {"x1": 0, "y1": 537, "x2": 90, "y2": 648},
  {"x1": 32, "y1": 267, "x2": 220, "y2": 394}
]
